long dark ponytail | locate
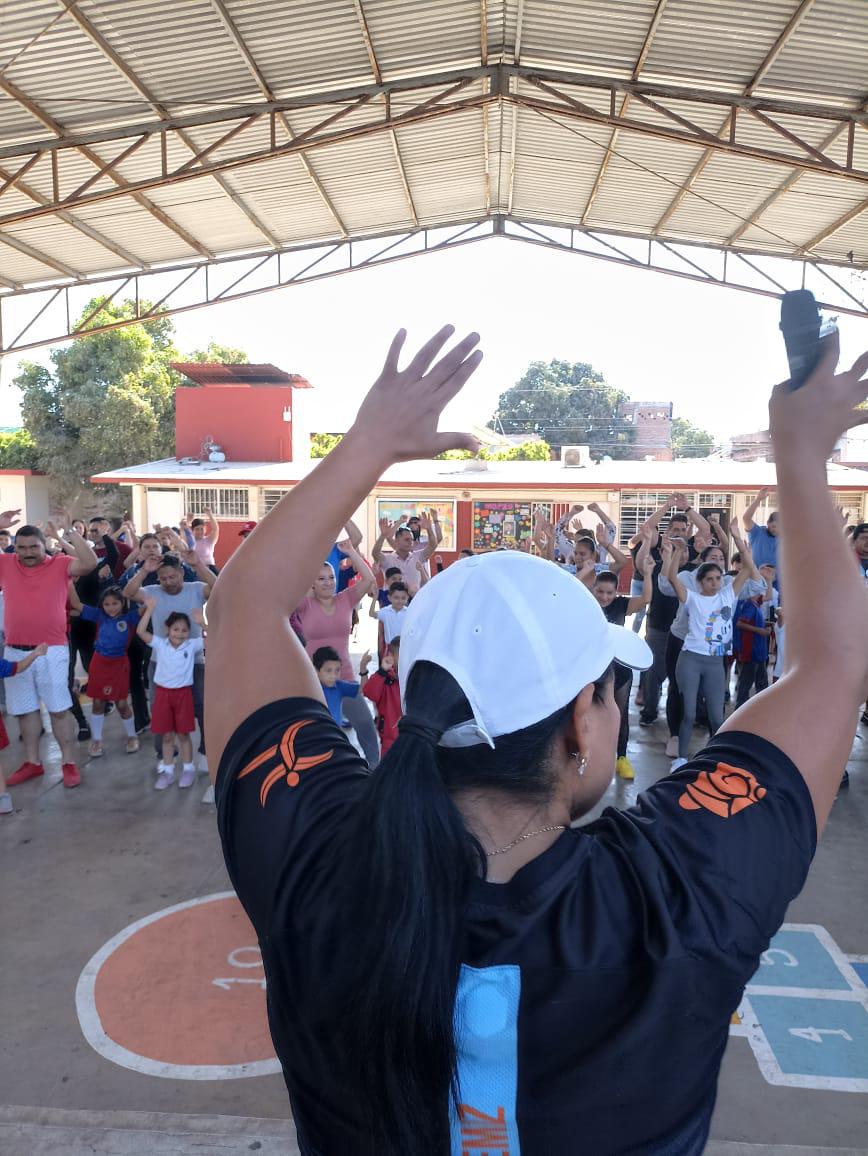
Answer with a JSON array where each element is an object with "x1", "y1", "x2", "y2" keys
[{"x1": 333, "y1": 659, "x2": 580, "y2": 1154}]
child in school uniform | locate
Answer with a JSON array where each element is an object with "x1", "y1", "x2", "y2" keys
[
  {"x1": 80, "y1": 585, "x2": 142, "y2": 757},
  {"x1": 137, "y1": 599, "x2": 204, "y2": 791},
  {"x1": 369, "y1": 581, "x2": 409, "y2": 659},
  {"x1": 0, "y1": 644, "x2": 48, "y2": 814}
]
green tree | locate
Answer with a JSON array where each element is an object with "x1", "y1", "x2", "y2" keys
[
  {"x1": 0, "y1": 429, "x2": 38, "y2": 469},
  {"x1": 14, "y1": 297, "x2": 181, "y2": 511},
  {"x1": 311, "y1": 432, "x2": 343, "y2": 458},
  {"x1": 489, "y1": 360, "x2": 635, "y2": 458},
  {"x1": 671, "y1": 416, "x2": 715, "y2": 458},
  {"x1": 186, "y1": 341, "x2": 250, "y2": 363}
]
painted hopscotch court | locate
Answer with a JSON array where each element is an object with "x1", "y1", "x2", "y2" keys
[{"x1": 732, "y1": 923, "x2": 868, "y2": 1093}]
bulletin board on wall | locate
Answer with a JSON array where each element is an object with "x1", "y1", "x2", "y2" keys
[
  {"x1": 376, "y1": 499, "x2": 456, "y2": 550},
  {"x1": 472, "y1": 500, "x2": 538, "y2": 550}
]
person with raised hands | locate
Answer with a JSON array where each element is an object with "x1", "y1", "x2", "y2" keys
[{"x1": 205, "y1": 325, "x2": 868, "y2": 1156}]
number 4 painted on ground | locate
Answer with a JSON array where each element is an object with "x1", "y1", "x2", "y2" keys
[{"x1": 788, "y1": 1027, "x2": 853, "y2": 1043}]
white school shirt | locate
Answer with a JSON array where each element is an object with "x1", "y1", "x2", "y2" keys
[
  {"x1": 378, "y1": 604, "x2": 407, "y2": 644},
  {"x1": 150, "y1": 635, "x2": 204, "y2": 689},
  {"x1": 682, "y1": 587, "x2": 737, "y2": 658}
]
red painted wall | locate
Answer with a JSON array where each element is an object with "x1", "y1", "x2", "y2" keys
[{"x1": 175, "y1": 386, "x2": 293, "y2": 462}]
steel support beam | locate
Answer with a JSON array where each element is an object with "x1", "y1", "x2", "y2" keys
[
  {"x1": 57, "y1": 0, "x2": 280, "y2": 248},
  {"x1": 2, "y1": 218, "x2": 865, "y2": 358}
]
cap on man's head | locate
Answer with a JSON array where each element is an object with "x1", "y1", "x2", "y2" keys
[
  {"x1": 398, "y1": 551, "x2": 651, "y2": 748},
  {"x1": 238, "y1": 520, "x2": 257, "y2": 536}
]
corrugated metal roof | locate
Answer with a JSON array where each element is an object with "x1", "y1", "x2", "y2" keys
[{"x1": 1, "y1": 0, "x2": 866, "y2": 293}]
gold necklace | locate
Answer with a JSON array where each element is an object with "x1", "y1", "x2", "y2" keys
[{"x1": 486, "y1": 824, "x2": 567, "y2": 857}]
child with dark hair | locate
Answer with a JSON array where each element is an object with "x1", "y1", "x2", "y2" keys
[
  {"x1": 370, "y1": 581, "x2": 409, "y2": 657},
  {"x1": 377, "y1": 566, "x2": 403, "y2": 608},
  {"x1": 137, "y1": 599, "x2": 204, "y2": 791},
  {"x1": 80, "y1": 585, "x2": 142, "y2": 757},
  {"x1": 314, "y1": 645, "x2": 372, "y2": 727},
  {"x1": 363, "y1": 637, "x2": 403, "y2": 759},
  {"x1": 733, "y1": 592, "x2": 771, "y2": 706}
]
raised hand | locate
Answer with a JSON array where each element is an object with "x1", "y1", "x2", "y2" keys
[
  {"x1": 336, "y1": 537, "x2": 354, "y2": 555},
  {"x1": 45, "y1": 521, "x2": 61, "y2": 541},
  {"x1": 595, "y1": 522, "x2": 609, "y2": 546},
  {"x1": 142, "y1": 555, "x2": 162, "y2": 573},
  {"x1": 0, "y1": 509, "x2": 22, "y2": 531},
  {"x1": 642, "y1": 553, "x2": 656, "y2": 576},
  {"x1": 379, "y1": 517, "x2": 395, "y2": 537},
  {"x1": 359, "y1": 649, "x2": 373, "y2": 675},
  {"x1": 351, "y1": 326, "x2": 482, "y2": 462}
]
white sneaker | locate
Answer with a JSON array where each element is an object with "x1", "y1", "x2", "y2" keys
[
  {"x1": 197, "y1": 756, "x2": 209, "y2": 776},
  {"x1": 665, "y1": 736, "x2": 679, "y2": 758},
  {"x1": 0, "y1": 792, "x2": 13, "y2": 815},
  {"x1": 201, "y1": 782, "x2": 215, "y2": 805},
  {"x1": 670, "y1": 757, "x2": 688, "y2": 773},
  {"x1": 178, "y1": 765, "x2": 196, "y2": 789},
  {"x1": 155, "y1": 769, "x2": 176, "y2": 791}
]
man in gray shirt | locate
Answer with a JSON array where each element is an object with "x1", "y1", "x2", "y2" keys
[{"x1": 124, "y1": 553, "x2": 216, "y2": 775}]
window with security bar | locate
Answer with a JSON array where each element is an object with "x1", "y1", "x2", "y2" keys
[
  {"x1": 617, "y1": 492, "x2": 692, "y2": 547},
  {"x1": 831, "y1": 492, "x2": 865, "y2": 527},
  {"x1": 261, "y1": 489, "x2": 289, "y2": 516},
  {"x1": 185, "y1": 487, "x2": 249, "y2": 519}
]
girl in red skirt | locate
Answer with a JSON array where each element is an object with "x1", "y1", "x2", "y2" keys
[
  {"x1": 137, "y1": 600, "x2": 205, "y2": 791},
  {"x1": 80, "y1": 586, "x2": 142, "y2": 758}
]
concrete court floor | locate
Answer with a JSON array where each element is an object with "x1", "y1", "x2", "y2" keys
[{"x1": 1, "y1": 671, "x2": 866, "y2": 1156}]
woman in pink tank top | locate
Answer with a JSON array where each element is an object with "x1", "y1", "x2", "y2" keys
[{"x1": 295, "y1": 540, "x2": 380, "y2": 765}]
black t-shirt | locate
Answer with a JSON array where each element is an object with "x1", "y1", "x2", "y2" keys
[
  {"x1": 602, "y1": 594, "x2": 629, "y2": 628},
  {"x1": 217, "y1": 700, "x2": 815, "y2": 1156}
]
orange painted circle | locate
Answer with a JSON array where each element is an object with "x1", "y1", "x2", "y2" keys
[{"x1": 78, "y1": 892, "x2": 279, "y2": 1078}]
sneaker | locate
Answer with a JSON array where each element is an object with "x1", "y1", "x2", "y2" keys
[
  {"x1": 6, "y1": 762, "x2": 44, "y2": 787},
  {"x1": 638, "y1": 715, "x2": 656, "y2": 727},
  {"x1": 61, "y1": 763, "x2": 81, "y2": 788},
  {"x1": 77, "y1": 725, "x2": 91, "y2": 742},
  {"x1": 665, "y1": 736, "x2": 679, "y2": 758},
  {"x1": 104, "y1": 702, "x2": 115, "y2": 717},
  {"x1": 615, "y1": 756, "x2": 634, "y2": 781},
  {"x1": 178, "y1": 766, "x2": 196, "y2": 789},
  {"x1": 125, "y1": 737, "x2": 140, "y2": 754},
  {"x1": 201, "y1": 782, "x2": 215, "y2": 805},
  {"x1": 0, "y1": 792, "x2": 13, "y2": 815},
  {"x1": 154, "y1": 769, "x2": 176, "y2": 791},
  {"x1": 89, "y1": 741, "x2": 103, "y2": 758},
  {"x1": 670, "y1": 757, "x2": 688, "y2": 773}
]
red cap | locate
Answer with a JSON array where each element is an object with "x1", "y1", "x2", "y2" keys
[{"x1": 238, "y1": 520, "x2": 257, "y2": 536}]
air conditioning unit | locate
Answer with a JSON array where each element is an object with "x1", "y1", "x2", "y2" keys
[{"x1": 561, "y1": 445, "x2": 591, "y2": 468}]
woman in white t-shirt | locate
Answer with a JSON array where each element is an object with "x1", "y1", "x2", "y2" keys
[{"x1": 663, "y1": 535, "x2": 757, "y2": 769}]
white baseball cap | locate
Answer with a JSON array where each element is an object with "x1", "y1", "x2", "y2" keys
[{"x1": 398, "y1": 550, "x2": 652, "y2": 748}]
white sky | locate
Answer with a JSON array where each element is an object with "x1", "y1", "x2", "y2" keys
[{"x1": 1, "y1": 239, "x2": 866, "y2": 448}]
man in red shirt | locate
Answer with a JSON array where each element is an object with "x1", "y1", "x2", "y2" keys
[{"x1": 1, "y1": 515, "x2": 98, "y2": 789}]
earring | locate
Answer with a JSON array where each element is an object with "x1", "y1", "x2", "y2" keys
[{"x1": 572, "y1": 751, "x2": 586, "y2": 777}]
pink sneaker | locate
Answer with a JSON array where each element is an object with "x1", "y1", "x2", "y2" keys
[{"x1": 178, "y1": 766, "x2": 196, "y2": 789}]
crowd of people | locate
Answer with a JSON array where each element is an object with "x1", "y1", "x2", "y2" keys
[
  {"x1": 1, "y1": 482, "x2": 865, "y2": 817},
  {"x1": 0, "y1": 512, "x2": 223, "y2": 812},
  {"x1": 204, "y1": 326, "x2": 868, "y2": 1155}
]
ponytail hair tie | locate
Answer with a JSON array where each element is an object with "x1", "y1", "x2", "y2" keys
[{"x1": 397, "y1": 718, "x2": 443, "y2": 746}]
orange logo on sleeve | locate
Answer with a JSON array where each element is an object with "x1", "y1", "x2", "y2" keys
[
  {"x1": 678, "y1": 762, "x2": 766, "y2": 818},
  {"x1": 237, "y1": 720, "x2": 333, "y2": 807}
]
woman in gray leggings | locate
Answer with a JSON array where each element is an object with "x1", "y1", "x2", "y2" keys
[{"x1": 663, "y1": 533, "x2": 758, "y2": 769}]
